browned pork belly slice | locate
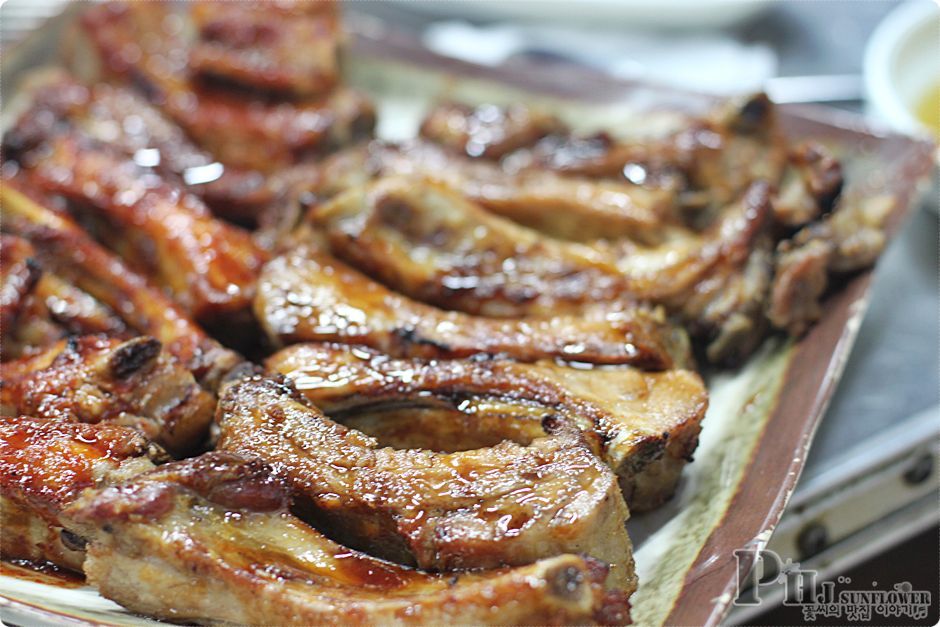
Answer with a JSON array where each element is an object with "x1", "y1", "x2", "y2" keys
[
  {"x1": 310, "y1": 176, "x2": 633, "y2": 317},
  {"x1": 217, "y1": 377, "x2": 636, "y2": 589},
  {"x1": 267, "y1": 343, "x2": 708, "y2": 511},
  {"x1": 65, "y1": 451, "x2": 632, "y2": 625},
  {"x1": 255, "y1": 245, "x2": 689, "y2": 369},
  {"x1": 1, "y1": 336, "x2": 215, "y2": 456},
  {"x1": 0, "y1": 418, "x2": 162, "y2": 572},
  {"x1": 1, "y1": 184, "x2": 241, "y2": 389},
  {"x1": 78, "y1": 2, "x2": 375, "y2": 172}
]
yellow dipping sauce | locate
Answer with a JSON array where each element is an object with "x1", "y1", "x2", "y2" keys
[{"x1": 914, "y1": 82, "x2": 940, "y2": 138}]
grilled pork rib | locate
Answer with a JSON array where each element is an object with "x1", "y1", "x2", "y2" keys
[
  {"x1": 217, "y1": 377, "x2": 635, "y2": 588},
  {"x1": 267, "y1": 343, "x2": 707, "y2": 511},
  {"x1": 6, "y1": 105, "x2": 268, "y2": 326},
  {"x1": 78, "y1": 2, "x2": 375, "y2": 172},
  {"x1": 65, "y1": 452, "x2": 631, "y2": 625},
  {"x1": 1, "y1": 184, "x2": 241, "y2": 389},
  {"x1": 0, "y1": 234, "x2": 41, "y2": 335},
  {"x1": 310, "y1": 177, "x2": 633, "y2": 317},
  {"x1": 190, "y1": 1, "x2": 340, "y2": 98},
  {"x1": 419, "y1": 101, "x2": 564, "y2": 160},
  {"x1": 255, "y1": 245, "x2": 688, "y2": 369},
  {"x1": 317, "y1": 140, "x2": 677, "y2": 243},
  {"x1": 0, "y1": 235, "x2": 129, "y2": 359},
  {"x1": 0, "y1": 418, "x2": 162, "y2": 572},
  {"x1": 5, "y1": 72, "x2": 274, "y2": 224},
  {"x1": 1, "y1": 336, "x2": 215, "y2": 456}
]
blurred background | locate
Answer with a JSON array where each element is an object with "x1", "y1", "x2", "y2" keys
[{"x1": 2, "y1": 1, "x2": 938, "y2": 624}]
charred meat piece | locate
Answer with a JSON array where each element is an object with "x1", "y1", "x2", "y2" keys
[
  {"x1": 0, "y1": 418, "x2": 162, "y2": 572},
  {"x1": 767, "y1": 193, "x2": 894, "y2": 336},
  {"x1": 318, "y1": 140, "x2": 677, "y2": 243},
  {"x1": 772, "y1": 141, "x2": 843, "y2": 228},
  {"x1": 65, "y1": 451, "x2": 629, "y2": 625},
  {"x1": 5, "y1": 108, "x2": 268, "y2": 325},
  {"x1": 311, "y1": 177, "x2": 633, "y2": 317},
  {"x1": 79, "y1": 2, "x2": 375, "y2": 172},
  {"x1": 685, "y1": 240, "x2": 775, "y2": 366},
  {"x1": 190, "y1": 1, "x2": 339, "y2": 98},
  {"x1": 267, "y1": 343, "x2": 708, "y2": 511},
  {"x1": 217, "y1": 377, "x2": 635, "y2": 587},
  {"x1": 419, "y1": 101, "x2": 564, "y2": 160},
  {"x1": 767, "y1": 239, "x2": 832, "y2": 336},
  {"x1": 5, "y1": 71, "x2": 273, "y2": 224},
  {"x1": 451, "y1": 94, "x2": 788, "y2": 213},
  {"x1": 614, "y1": 182, "x2": 772, "y2": 303},
  {"x1": 1, "y1": 336, "x2": 215, "y2": 456},
  {"x1": 0, "y1": 236, "x2": 128, "y2": 360},
  {"x1": 1, "y1": 184, "x2": 241, "y2": 389},
  {"x1": 256, "y1": 245, "x2": 689, "y2": 369},
  {"x1": 0, "y1": 234, "x2": 42, "y2": 334}
]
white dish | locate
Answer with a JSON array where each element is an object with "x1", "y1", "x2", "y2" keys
[
  {"x1": 399, "y1": 0, "x2": 773, "y2": 30},
  {"x1": 863, "y1": 0, "x2": 939, "y2": 138}
]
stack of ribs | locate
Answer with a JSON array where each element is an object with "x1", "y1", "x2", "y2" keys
[{"x1": 0, "y1": 1, "x2": 889, "y2": 625}]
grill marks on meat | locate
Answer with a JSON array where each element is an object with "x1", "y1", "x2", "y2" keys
[
  {"x1": 311, "y1": 177, "x2": 633, "y2": 317},
  {"x1": 410, "y1": 96, "x2": 857, "y2": 363},
  {"x1": 190, "y1": 1, "x2": 339, "y2": 98},
  {"x1": 309, "y1": 171, "x2": 771, "y2": 364},
  {"x1": 79, "y1": 2, "x2": 375, "y2": 172},
  {"x1": 256, "y1": 245, "x2": 687, "y2": 369},
  {"x1": 0, "y1": 418, "x2": 161, "y2": 572},
  {"x1": 267, "y1": 343, "x2": 708, "y2": 511},
  {"x1": 1, "y1": 184, "x2": 241, "y2": 389},
  {"x1": 217, "y1": 377, "x2": 635, "y2": 589},
  {"x1": 65, "y1": 452, "x2": 629, "y2": 625},
  {"x1": 1, "y1": 336, "x2": 215, "y2": 456}
]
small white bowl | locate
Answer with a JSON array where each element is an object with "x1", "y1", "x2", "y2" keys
[{"x1": 864, "y1": 0, "x2": 939, "y2": 139}]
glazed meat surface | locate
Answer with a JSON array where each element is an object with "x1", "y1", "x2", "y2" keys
[
  {"x1": 0, "y1": 234, "x2": 41, "y2": 334},
  {"x1": 317, "y1": 140, "x2": 677, "y2": 243},
  {"x1": 5, "y1": 72, "x2": 273, "y2": 224},
  {"x1": 217, "y1": 377, "x2": 635, "y2": 587},
  {"x1": 0, "y1": 418, "x2": 161, "y2": 572},
  {"x1": 79, "y1": 2, "x2": 375, "y2": 172},
  {"x1": 310, "y1": 177, "x2": 632, "y2": 317},
  {"x1": 1, "y1": 336, "x2": 215, "y2": 456},
  {"x1": 1, "y1": 184, "x2": 241, "y2": 388},
  {"x1": 6, "y1": 104, "x2": 268, "y2": 325},
  {"x1": 65, "y1": 452, "x2": 631, "y2": 625},
  {"x1": 419, "y1": 101, "x2": 564, "y2": 160},
  {"x1": 190, "y1": 1, "x2": 339, "y2": 98},
  {"x1": 255, "y1": 245, "x2": 688, "y2": 369},
  {"x1": 0, "y1": 236, "x2": 127, "y2": 360},
  {"x1": 267, "y1": 343, "x2": 708, "y2": 511}
]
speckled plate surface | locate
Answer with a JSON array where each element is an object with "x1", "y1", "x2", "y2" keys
[{"x1": 1, "y1": 8, "x2": 935, "y2": 627}]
